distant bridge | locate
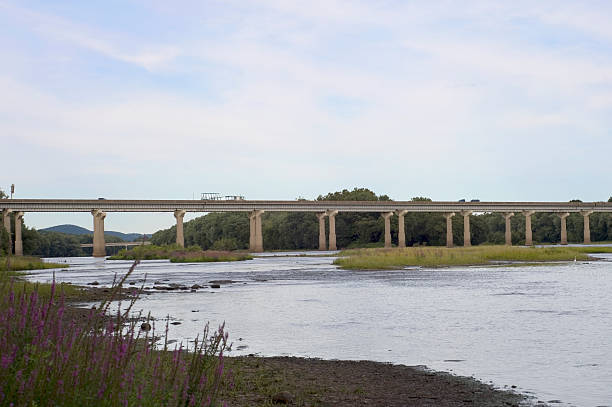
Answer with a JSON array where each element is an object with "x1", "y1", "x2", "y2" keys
[
  {"x1": 2, "y1": 199, "x2": 612, "y2": 257},
  {"x1": 80, "y1": 241, "x2": 151, "y2": 249}
]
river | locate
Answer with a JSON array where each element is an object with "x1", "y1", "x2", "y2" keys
[{"x1": 27, "y1": 251, "x2": 612, "y2": 407}]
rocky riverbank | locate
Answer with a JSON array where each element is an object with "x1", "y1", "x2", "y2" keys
[{"x1": 221, "y1": 356, "x2": 529, "y2": 406}]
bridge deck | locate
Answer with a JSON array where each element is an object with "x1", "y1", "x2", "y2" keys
[{"x1": 1, "y1": 199, "x2": 611, "y2": 213}]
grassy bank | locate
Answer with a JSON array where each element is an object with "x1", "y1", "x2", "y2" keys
[
  {"x1": 334, "y1": 245, "x2": 612, "y2": 270},
  {"x1": 1, "y1": 256, "x2": 66, "y2": 272},
  {"x1": 108, "y1": 244, "x2": 253, "y2": 262}
]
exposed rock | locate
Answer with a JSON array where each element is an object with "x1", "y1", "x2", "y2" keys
[
  {"x1": 140, "y1": 322, "x2": 152, "y2": 331},
  {"x1": 87, "y1": 281, "x2": 99, "y2": 286},
  {"x1": 210, "y1": 284, "x2": 221, "y2": 289},
  {"x1": 170, "y1": 321, "x2": 182, "y2": 325},
  {"x1": 191, "y1": 284, "x2": 202, "y2": 289},
  {"x1": 272, "y1": 391, "x2": 294, "y2": 404},
  {"x1": 209, "y1": 280, "x2": 235, "y2": 284},
  {"x1": 129, "y1": 282, "x2": 136, "y2": 285}
]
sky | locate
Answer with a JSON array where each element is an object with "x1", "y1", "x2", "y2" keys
[{"x1": 1, "y1": 0, "x2": 611, "y2": 233}]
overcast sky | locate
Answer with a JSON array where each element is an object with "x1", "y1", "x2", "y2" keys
[{"x1": 1, "y1": 0, "x2": 611, "y2": 233}]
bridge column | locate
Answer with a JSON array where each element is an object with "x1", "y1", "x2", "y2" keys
[
  {"x1": 396, "y1": 210, "x2": 408, "y2": 248},
  {"x1": 581, "y1": 211, "x2": 593, "y2": 244},
  {"x1": 91, "y1": 209, "x2": 106, "y2": 257},
  {"x1": 2, "y1": 209, "x2": 11, "y2": 235},
  {"x1": 327, "y1": 210, "x2": 338, "y2": 251},
  {"x1": 558, "y1": 212, "x2": 570, "y2": 245},
  {"x1": 461, "y1": 211, "x2": 472, "y2": 247},
  {"x1": 381, "y1": 212, "x2": 394, "y2": 248},
  {"x1": 249, "y1": 210, "x2": 264, "y2": 252},
  {"x1": 316, "y1": 213, "x2": 327, "y2": 250},
  {"x1": 174, "y1": 210, "x2": 186, "y2": 247},
  {"x1": 444, "y1": 213, "x2": 455, "y2": 248},
  {"x1": 14, "y1": 212, "x2": 23, "y2": 256},
  {"x1": 522, "y1": 210, "x2": 535, "y2": 246},
  {"x1": 503, "y1": 213, "x2": 514, "y2": 246}
]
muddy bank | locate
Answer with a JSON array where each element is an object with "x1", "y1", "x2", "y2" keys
[{"x1": 222, "y1": 356, "x2": 528, "y2": 406}]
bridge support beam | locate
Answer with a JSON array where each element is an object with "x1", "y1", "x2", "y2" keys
[
  {"x1": 2, "y1": 209, "x2": 10, "y2": 235},
  {"x1": 92, "y1": 209, "x2": 106, "y2": 257},
  {"x1": 327, "y1": 210, "x2": 338, "y2": 251},
  {"x1": 581, "y1": 211, "x2": 593, "y2": 244},
  {"x1": 14, "y1": 212, "x2": 23, "y2": 256},
  {"x1": 444, "y1": 213, "x2": 455, "y2": 248},
  {"x1": 503, "y1": 213, "x2": 514, "y2": 246},
  {"x1": 2, "y1": 209, "x2": 11, "y2": 254},
  {"x1": 381, "y1": 212, "x2": 394, "y2": 248},
  {"x1": 316, "y1": 213, "x2": 327, "y2": 250},
  {"x1": 174, "y1": 210, "x2": 186, "y2": 247},
  {"x1": 249, "y1": 210, "x2": 264, "y2": 252},
  {"x1": 558, "y1": 212, "x2": 570, "y2": 245},
  {"x1": 461, "y1": 211, "x2": 472, "y2": 247},
  {"x1": 523, "y1": 210, "x2": 535, "y2": 246},
  {"x1": 396, "y1": 210, "x2": 408, "y2": 248}
]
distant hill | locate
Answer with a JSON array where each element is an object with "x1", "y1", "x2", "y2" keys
[{"x1": 40, "y1": 224, "x2": 151, "y2": 242}]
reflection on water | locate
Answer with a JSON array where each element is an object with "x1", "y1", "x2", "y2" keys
[{"x1": 28, "y1": 252, "x2": 612, "y2": 407}]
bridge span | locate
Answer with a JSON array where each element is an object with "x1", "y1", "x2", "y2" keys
[
  {"x1": 79, "y1": 241, "x2": 151, "y2": 249},
  {"x1": 2, "y1": 199, "x2": 611, "y2": 257}
]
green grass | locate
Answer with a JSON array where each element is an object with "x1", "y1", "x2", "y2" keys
[
  {"x1": 334, "y1": 245, "x2": 612, "y2": 270},
  {"x1": 0, "y1": 256, "x2": 66, "y2": 272},
  {"x1": 109, "y1": 244, "x2": 253, "y2": 263},
  {"x1": 0, "y1": 256, "x2": 74, "y2": 299}
]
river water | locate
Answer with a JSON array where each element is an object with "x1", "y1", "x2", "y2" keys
[{"x1": 28, "y1": 252, "x2": 612, "y2": 407}]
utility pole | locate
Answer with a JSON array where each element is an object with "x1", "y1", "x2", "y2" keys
[{"x1": 10, "y1": 184, "x2": 14, "y2": 199}]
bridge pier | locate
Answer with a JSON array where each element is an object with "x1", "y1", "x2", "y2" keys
[
  {"x1": 396, "y1": 210, "x2": 407, "y2": 248},
  {"x1": 14, "y1": 212, "x2": 23, "y2": 256},
  {"x1": 316, "y1": 213, "x2": 327, "y2": 250},
  {"x1": 444, "y1": 213, "x2": 455, "y2": 248},
  {"x1": 249, "y1": 210, "x2": 264, "y2": 252},
  {"x1": 523, "y1": 210, "x2": 535, "y2": 246},
  {"x1": 558, "y1": 212, "x2": 570, "y2": 245},
  {"x1": 92, "y1": 209, "x2": 106, "y2": 257},
  {"x1": 327, "y1": 210, "x2": 338, "y2": 250},
  {"x1": 503, "y1": 212, "x2": 514, "y2": 246},
  {"x1": 581, "y1": 211, "x2": 593, "y2": 244},
  {"x1": 461, "y1": 211, "x2": 472, "y2": 247},
  {"x1": 381, "y1": 212, "x2": 394, "y2": 248},
  {"x1": 2, "y1": 209, "x2": 10, "y2": 235},
  {"x1": 174, "y1": 210, "x2": 186, "y2": 247}
]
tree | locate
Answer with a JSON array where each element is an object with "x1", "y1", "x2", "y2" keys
[{"x1": 0, "y1": 189, "x2": 7, "y2": 199}]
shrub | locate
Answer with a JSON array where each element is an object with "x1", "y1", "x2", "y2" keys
[{"x1": 0, "y1": 263, "x2": 230, "y2": 406}]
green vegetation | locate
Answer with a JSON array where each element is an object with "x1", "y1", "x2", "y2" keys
[
  {"x1": 1, "y1": 255, "x2": 66, "y2": 272},
  {"x1": 334, "y1": 245, "x2": 612, "y2": 270},
  {"x1": 108, "y1": 244, "x2": 253, "y2": 262},
  {"x1": 0, "y1": 263, "x2": 229, "y2": 406}
]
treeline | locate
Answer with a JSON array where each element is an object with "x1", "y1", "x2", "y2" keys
[
  {"x1": 0, "y1": 225, "x2": 127, "y2": 257},
  {"x1": 150, "y1": 188, "x2": 612, "y2": 250}
]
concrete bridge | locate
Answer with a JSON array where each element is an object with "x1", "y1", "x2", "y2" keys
[
  {"x1": 2, "y1": 199, "x2": 611, "y2": 257},
  {"x1": 79, "y1": 241, "x2": 151, "y2": 249}
]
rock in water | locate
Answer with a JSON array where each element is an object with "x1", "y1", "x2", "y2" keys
[
  {"x1": 140, "y1": 322, "x2": 152, "y2": 331},
  {"x1": 272, "y1": 391, "x2": 294, "y2": 404}
]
